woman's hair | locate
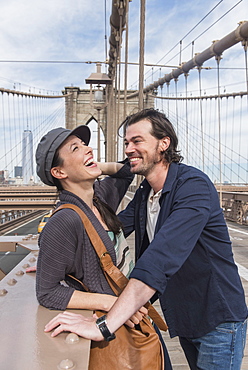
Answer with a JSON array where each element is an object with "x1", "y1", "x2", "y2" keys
[
  {"x1": 51, "y1": 148, "x2": 64, "y2": 191},
  {"x1": 51, "y1": 147, "x2": 122, "y2": 235},
  {"x1": 93, "y1": 194, "x2": 122, "y2": 235},
  {"x1": 122, "y1": 108, "x2": 183, "y2": 163}
]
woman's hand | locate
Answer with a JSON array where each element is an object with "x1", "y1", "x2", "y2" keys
[
  {"x1": 26, "y1": 266, "x2": 37, "y2": 273},
  {"x1": 124, "y1": 306, "x2": 148, "y2": 328},
  {"x1": 44, "y1": 305, "x2": 148, "y2": 340},
  {"x1": 44, "y1": 311, "x2": 103, "y2": 341}
]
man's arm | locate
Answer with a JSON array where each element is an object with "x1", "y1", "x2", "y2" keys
[
  {"x1": 44, "y1": 278, "x2": 155, "y2": 340},
  {"x1": 105, "y1": 279, "x2": 156, "y2": 333}
]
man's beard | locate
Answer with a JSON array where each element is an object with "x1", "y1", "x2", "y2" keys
[
  {"x1": 129, "y1": 142, "x2": 164, "y2": 176},
  {"x1": 131, "y1": 154, "x2": 163, "y2": 176}
]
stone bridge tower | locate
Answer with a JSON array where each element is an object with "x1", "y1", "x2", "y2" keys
[{"x1": 63, "y1": 86, "x2": 155, "y2": 161}]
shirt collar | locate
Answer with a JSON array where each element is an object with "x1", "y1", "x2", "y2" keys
[
  {"x1": 162, "y1": 162, "x2": 179, "y2": 194},
  {"x1": 139, "y1": 162, "x2": 180, "y2": 196}
]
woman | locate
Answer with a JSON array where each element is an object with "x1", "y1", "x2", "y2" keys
[
  {"x1": 35, "y1": 124, "x2": 137, "y2": 315},
  {"x1": 37, "y1": 124, "x2": 171, "y2": 370}
]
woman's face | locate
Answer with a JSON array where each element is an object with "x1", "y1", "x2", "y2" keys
[{"x1": 52, "y1": 135, "x2": 102, "y2": 184}]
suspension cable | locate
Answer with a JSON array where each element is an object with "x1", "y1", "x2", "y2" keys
[
  {"x1": 198, "y1": 67, "x2": 205, "y2": 172},
  {"x1": 216, "y1": 55, "x2": 223, "y2": 204}
]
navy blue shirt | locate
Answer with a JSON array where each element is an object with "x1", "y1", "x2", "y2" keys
[{"x1": 119, "y1": 162, "x2": 247, "y2": 338}]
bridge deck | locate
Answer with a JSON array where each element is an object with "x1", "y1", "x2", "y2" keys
[{"x1": 0, "y1": 197, "x2": 247, "y2": 369}]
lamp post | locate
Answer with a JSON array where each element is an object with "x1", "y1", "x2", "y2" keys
[{"x1": 85, "y1": 63, "x2": 112, "y2": 162}]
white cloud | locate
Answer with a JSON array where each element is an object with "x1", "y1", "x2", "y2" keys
[
  {"x1": 0, "y1": 0, "x2": 247, "y2": 182},
  {"x1": 0, "y1": 0, "x2": 247, "y2": 92}
]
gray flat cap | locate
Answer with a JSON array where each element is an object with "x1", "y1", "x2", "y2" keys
[{"x1": 36, "y1": 125, "x2": 90, "y2": 186}]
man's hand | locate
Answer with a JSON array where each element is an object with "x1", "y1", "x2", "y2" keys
[
  {"x1": 124, "y1": 306, "x2": 148, "y2": 328},
  {"x1": 44, "y1": 311, "x2": 104, "y2": 341}
]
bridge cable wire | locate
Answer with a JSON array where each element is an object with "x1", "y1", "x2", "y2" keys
[
  {"x1": 157, "y1": 85, "x2": 247, "y2": 184},
  {"x1": 163, "y1": 0, "x2": 243, "y2": 67},
  {"x1": 0, "y1": 94, "x2": 65, "y2": 180},
  {"x1": 243, "y1": 41, "x2": 248, "y2": 181},
  {"x1": 198, "y1": 67, "x2": 205, "y2": 172},
  {"x1": 170, "y1": 106, "x2": 247, "y2": 184},
  {"x1": 133, "y1": 0, "x2": 225, "y2": 87},
  {"x1": 141, "y1": 0, "x2": 243, "y2": 88},
  {"x1": 184, "y1": 73, "x2": 189, "y2": 164}
]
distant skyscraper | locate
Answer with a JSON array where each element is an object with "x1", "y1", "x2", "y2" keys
[
  {"x1": 14, "y1": 166, "x2": 22, "y2": 177},
  {"x1": 22, "y1": 130, "x2": 33, "y2": 184}
]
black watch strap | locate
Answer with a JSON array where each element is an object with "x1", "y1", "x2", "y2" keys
[{"x1": 96, "y1": 315, "x2": 116, "y2": 342}]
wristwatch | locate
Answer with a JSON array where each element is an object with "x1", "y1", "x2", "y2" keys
[{"x1": 96, "y1": 315, "x2": 116, "y2": 342}]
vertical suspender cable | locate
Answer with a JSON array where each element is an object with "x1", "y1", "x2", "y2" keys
[
  {"x1": 231, "y1": 97, "x2": 235, "y2": 180},
  {"x1": 139, "y1": 0, "x2": 146, "y2": 110},
  {"x1": 242, "y1": 39, "x2": 248, "y2": 103},
  {"x1": 12, "y1": 93, "x2": 18, "y2": 167},
  {"x1": 7, "y1": 93, "x2": 13, "y2": 175},
  {"x1": 174, "y1": 78, "x2": 179, "y2": 133},
  {"x1": 113, "y1": 51, "x2": 118, "y2": 158},
  {"x1": 191, "y1": 41, "x2": 195, "y2": 59},
  {"x1": 1, "y1": 93, "x2": 7, "y2": 169},
  {"x1": 242, "y1": 39, "x2": 248, "y2": 182},
  {"x1": 166, "y1": 82, "x2": 170, "y2": 118},
  {"x1": 198, "y1": 67, "x2": 205, "y2": 172},
  {"x1": 104, "y1": 0, "x2": 108, "y2": 73},
  {"x1": 17, "y1": 95, "x2": 22, "y2": 168},
  {"x1": 159, "y1": 68, "x2": 163, "y2": 112},
  {"x1": 238, "y1": 96, "x2": 243, "y2": 181},
  {"x1": 224, "y1": 96, "x2": 228, "y2": 182},
  {"x1": 179, "y1": 40, "x2": 182, "y2": 66},
  {"x1": 184, "y1": 73, "x2": 189, "y2": 164},
  {"x1": 117, "y1": 9, "x2": 123, "y2": 125},
  {"x1": 216, "y1": 55, "x2": 222, "y2": 205},
  {"x1": 123, "y1": 0, "x2": 129, "y2": 120},
  {"x1": 117, "y1": 10, "x2": 123, "y2": 159},
  {"x1": 160, "y1": 85, "x2": 164, "y2": 112}
]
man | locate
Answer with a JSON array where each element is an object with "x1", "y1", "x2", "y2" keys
[{"x1": 45, "y1": 109, "x2": 247, "y2": 370}]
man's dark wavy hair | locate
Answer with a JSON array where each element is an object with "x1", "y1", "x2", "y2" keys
[{"x1": 122, "y1": 108, "x2": 183, "y2": 164}]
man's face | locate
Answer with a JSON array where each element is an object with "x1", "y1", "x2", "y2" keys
[{"x1": 124, "y1": 119, "x2": 166, "y2": 177}]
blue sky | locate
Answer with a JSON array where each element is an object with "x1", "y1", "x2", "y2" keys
[
  {"x1": 0, "y1": 0, "x2": 247, "y2": 94},
  {"x1": 0, "y1": 0, "x2": 247, "y2": 182}
]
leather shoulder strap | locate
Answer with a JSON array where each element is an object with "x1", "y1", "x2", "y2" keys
[
  {"x1": 55, "y1": 204, "x2": 168, "y2": 331},
  {"x1": 55, "y1": 204, "x2": 128, "y2": 294}
]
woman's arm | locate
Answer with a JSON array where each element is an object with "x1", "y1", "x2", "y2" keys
[
  {"x1": 37, "y1": 210, "x2": 118, "y2": 312},
  {"x1": 94, "y1": 160, "x2": 134, "y2": 212},
  {"x1": 44, "y1": 279, "x2": 152, "y2": 338},
  {"x1": 67, "y1": 290, "x2": 117, "y2": 311},
  {"x1": 97, "y1": 162, "x2": 124, "y2": 175}
]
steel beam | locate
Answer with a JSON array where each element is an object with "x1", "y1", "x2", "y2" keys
[{"x1": 128, "y1": 21, "x2": 248, "y2": 98}]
